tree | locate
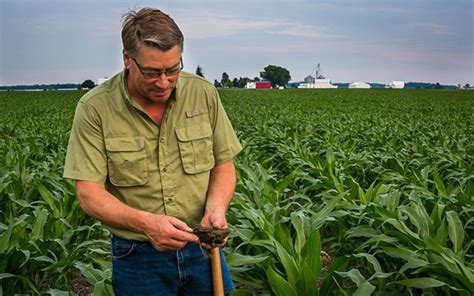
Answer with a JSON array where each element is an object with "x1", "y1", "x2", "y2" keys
[
  {"x1": 260, "y1": 65, "x2": 291, "y2": 88},
  {"x1": 81, "y1": 79, "x2": 96, "y2": 89},
  {"x1": 221, "y1": 72, "x2": 231, "y2": 88},
  {"x1": 238, "y1": 77, "x2": 251, "y2": 88},
  {"x1": 214, "y1": 79, "x2": 222, "y2": 88},
  {"x1": 195, "y1": 65, "x2": 204, "y2": 78},
  {"x1": 232, "y1": 78, "x2": 239, "y2": 88}
]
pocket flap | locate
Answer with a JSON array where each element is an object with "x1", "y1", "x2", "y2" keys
[
  {"x1": 105, "y1": 137, "x2": 145, "y2": 152},
  {"x1": 175, "y1": 124, "x2": 212, "y2": 142}
]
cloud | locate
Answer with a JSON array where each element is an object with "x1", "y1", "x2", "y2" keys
[
  {"x1": 273, "y1": 23, "x2": 344, "y2": 39},
  {"x1": 414, "y1": 22, "x2": 457, "y2": 36},
  {"x1": 173, "y1": 10, "x2": 343, "y2": 40},
  {"x1": 177, "y1": 15, "x2": 277, "y2": 38}
]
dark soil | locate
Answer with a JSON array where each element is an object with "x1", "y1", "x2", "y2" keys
[{"x1": 193, "y1": 226, "x2": 230, "y2": 244}]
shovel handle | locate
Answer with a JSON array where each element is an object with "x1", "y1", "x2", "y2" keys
[{"x1": 210, "y1": 247, "x2": 224, "y2": 296}]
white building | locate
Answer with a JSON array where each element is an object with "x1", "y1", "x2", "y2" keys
[
  {"x1": 245, "y1": 82, "x2": 256, "y2": 89},
  {"x1": 349, "y1": 82, "x2": 371, "y2": 89},
  {"x1": 390, "y1": 81, "x2": 405, "y2": 89},
  {"x1": 298, "y1": 79, "x2": 337, "y2": 89}
]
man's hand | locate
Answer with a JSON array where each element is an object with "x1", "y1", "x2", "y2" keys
[
  {"x1": 199, "y1": 209, "x2": 229, "y2": 249},
  {"x1": 143, "y1": 213, "x2": 199, "y2": 251}
]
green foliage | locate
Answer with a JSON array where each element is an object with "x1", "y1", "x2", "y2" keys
[
  {"x1": 259, "y1": 65, "x2": 291, "y2": 87},
  {"x1": 1, "y1": 89, "x2": 473, "y2": 295},
  {"x1": 0, "y1": 91, "x2": 111, "y2": 294},
  {"x1": 222, "y1": 89, "x2": 473, "y2": 295}
]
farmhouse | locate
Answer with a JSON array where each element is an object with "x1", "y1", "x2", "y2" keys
[{"x1": 349, "y1": 82, "x2": 371, "y2": 89}]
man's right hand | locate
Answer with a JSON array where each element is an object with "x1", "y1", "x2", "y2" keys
[
  {"x1": 75, "y1": 181, "x2": 198, "y2": 251},
  {"x1": 142, "y1": 213, "x2": 199, "y2": 251}
]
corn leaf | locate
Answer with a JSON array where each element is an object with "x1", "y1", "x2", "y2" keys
[
  {"x1": 266, "y1": 266, "x2": 297, "y2": 296},
  {"x1": 395, "y1": 278, "x2": 446, "y2": 288},
  {"x1": 446, "y1": 210, "x2": 464, "y2": 254}
]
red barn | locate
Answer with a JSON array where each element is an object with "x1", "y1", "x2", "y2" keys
[{"x1": 256, "y1": 81, "x2": 272, "y2": 89}]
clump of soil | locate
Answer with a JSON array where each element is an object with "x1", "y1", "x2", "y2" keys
[{"x1": 193, "y1": 226, "x2": 230, "y2": 244}]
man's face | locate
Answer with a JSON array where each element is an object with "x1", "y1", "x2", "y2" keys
[{"x1": 124, "y1": 45, "x2": 182, "y2": 104}]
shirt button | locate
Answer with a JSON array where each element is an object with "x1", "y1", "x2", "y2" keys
[
  {"x1": 162, "y1": 167, "x2": 167, "y2": 172},
  {"x1": 159, "y1": 137, "x2": 165, "y2": 143}
]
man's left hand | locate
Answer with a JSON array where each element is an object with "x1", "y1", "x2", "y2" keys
[{"x1": 199, "y1": 209, "x2": 228, "y2": 248}]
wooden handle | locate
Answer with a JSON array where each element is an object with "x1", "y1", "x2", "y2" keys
[{"x1": 210, "y1": 247, "x2": 224, "y2": 296}]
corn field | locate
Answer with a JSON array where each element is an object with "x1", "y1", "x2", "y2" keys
[{"x1": 1, "y1": 89, "x2": 473, "y2": 295}]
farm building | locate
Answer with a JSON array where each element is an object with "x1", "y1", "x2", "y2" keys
[
  {"x1": 298, "y1": 79, "x2": 337, "y2": 89},
  {"x1": 298, "y1": 63, "x2": 338, "y2": 89},
  {"x1": 245, "y1": 81, "x2": 272, "y2": 89},
  {"x1": 390, "y1": 81, "x2": 405, "y2": 89},
  {"x1": 304, "y1": 75, "x2": 316, "y2": 83},
  {"x1": 349, "y1": 82, "x2": 371, "y2": 89}
]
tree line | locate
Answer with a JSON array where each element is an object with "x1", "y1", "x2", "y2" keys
[{"x1": 195, "y1": 65, "x2": 291, "y2": 88}]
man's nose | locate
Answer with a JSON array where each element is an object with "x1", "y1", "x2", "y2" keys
[{"x1": 154, "y1": 74, "x2": 170, "y2": 89}]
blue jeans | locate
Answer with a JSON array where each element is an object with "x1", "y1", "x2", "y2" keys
[{"x1": 111, "y1": 236, "x2": 235, "y2": 296}]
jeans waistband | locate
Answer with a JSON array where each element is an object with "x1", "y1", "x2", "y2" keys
[{"x1": 112, "y1": 235, "x2": 152, "y2": 246}]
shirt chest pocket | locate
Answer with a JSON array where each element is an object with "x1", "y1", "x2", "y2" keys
[
  {"x1": 175, "y1": 123, "x2": 215, "y2": 174},
  {"x1": 104, "y1": 137, "x2": 149, "y2": 186}
]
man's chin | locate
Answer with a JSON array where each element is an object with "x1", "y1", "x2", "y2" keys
[{"x1": 150, "y1": 90, "x2": 170, "y2": 101}]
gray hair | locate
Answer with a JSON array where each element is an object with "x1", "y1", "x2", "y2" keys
[{"x1": 121, "y1": 7, "x2": 184, "y2": 58}]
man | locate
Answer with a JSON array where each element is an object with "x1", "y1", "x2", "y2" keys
[{"x1": 63, "y1": 7, "x2": 241, "y2": 295}]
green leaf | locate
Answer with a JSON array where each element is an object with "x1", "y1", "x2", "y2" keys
[
  {"x1": 266, "y1": 266, "x2": 297, "y2": 296},
  {"x1": 75, "y1": 262, "x2": 105, "y2": 285},
  {"x1": 271, "y1": 238, "x2": 299, "y2": 285},
  {"x1": 446, "y1": 210, "x2": 465, "y2": 254},
  {"x1": 31, "y1": 208, "x2": 49, "y2": 240},
  {"x1": 353, "y1": 281, "x2": 375, "y2": 296},
  {"x1": 395, "y1": 277, "x2": 446, "y2": 288},
  {"x1": 37, "y1": 183, "x2": 60, "y2": 217},
  {"x1": 311, "y1": 194, "x2": 341, "y2": 229},
  {"x1": 301, "y1": 229, "x2": 322, "y2": 279},
  {"x1": 47, "y1": 289, "x2": 71, "y2": 296},
  {"x1": 93, "y1": 280, "x2": 114, "y2": 296},
  {"x1": 295, "y1": 263, "x2": 319, "y2": 296},
  {"x1": 399, "y1": 258, "x2": 429, "y2": 273},
  {"x1": 290, "y1": 212, "x2": 306, "y2": 255},
  {"x1": 0, "y1": 273, "x2": 15, "y2": 280},
  {"x1": 335, "y1": 269, "x2": 366, "y2": 287},
  {"x1": 433, "y1": 171, "x2": 446, "y2": 196},
  {"x1": 226, "y1": 252, "x2": 268, "y2": 266}
]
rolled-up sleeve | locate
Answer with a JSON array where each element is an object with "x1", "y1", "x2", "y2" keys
[{"x1": 63, "y1": 101, "x2": 107, "y2": 184}]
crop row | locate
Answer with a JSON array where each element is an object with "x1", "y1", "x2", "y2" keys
[{"x1": 1, "y1": 89, "x2": 473, "y2": 295}]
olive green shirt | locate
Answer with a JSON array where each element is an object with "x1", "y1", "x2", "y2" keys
[{"x1": 63, "y1": 71, "x2": 242, "y2": 241}]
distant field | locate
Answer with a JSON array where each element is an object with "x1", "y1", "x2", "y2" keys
[{"x1": 1, "y1": 89, "x2": 473, "y2": 295}]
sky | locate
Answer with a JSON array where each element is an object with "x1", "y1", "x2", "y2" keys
[{"x1": 1, "y1": 0, "x2": 473, "y2": 86}]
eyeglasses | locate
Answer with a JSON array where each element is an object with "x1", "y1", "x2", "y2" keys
[{"x1": 132, "y1": 57, "x2": 183, "y2": 79}]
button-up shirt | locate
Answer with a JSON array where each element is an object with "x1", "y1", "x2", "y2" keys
[{"x1": 63, "y1": 71, "x2": 242, "y2": 241}]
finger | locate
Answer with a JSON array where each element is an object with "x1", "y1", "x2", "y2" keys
[
  {"x1": 169, "y1": 217, "x2": 194, "y2": 233},
  {"x1": 171, "y1": 226, "x2": 199, "y2": 242},
  {"x1": 157, "y1": 239, "x2": 189, "y2": 251},
  {"x1": 168, "y1": 217, "x2": 199, "y2": 242}
]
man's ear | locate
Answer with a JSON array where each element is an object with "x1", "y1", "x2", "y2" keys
[{"x1": 123, "y1": 50, "x2": 131, "y2": 70}]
